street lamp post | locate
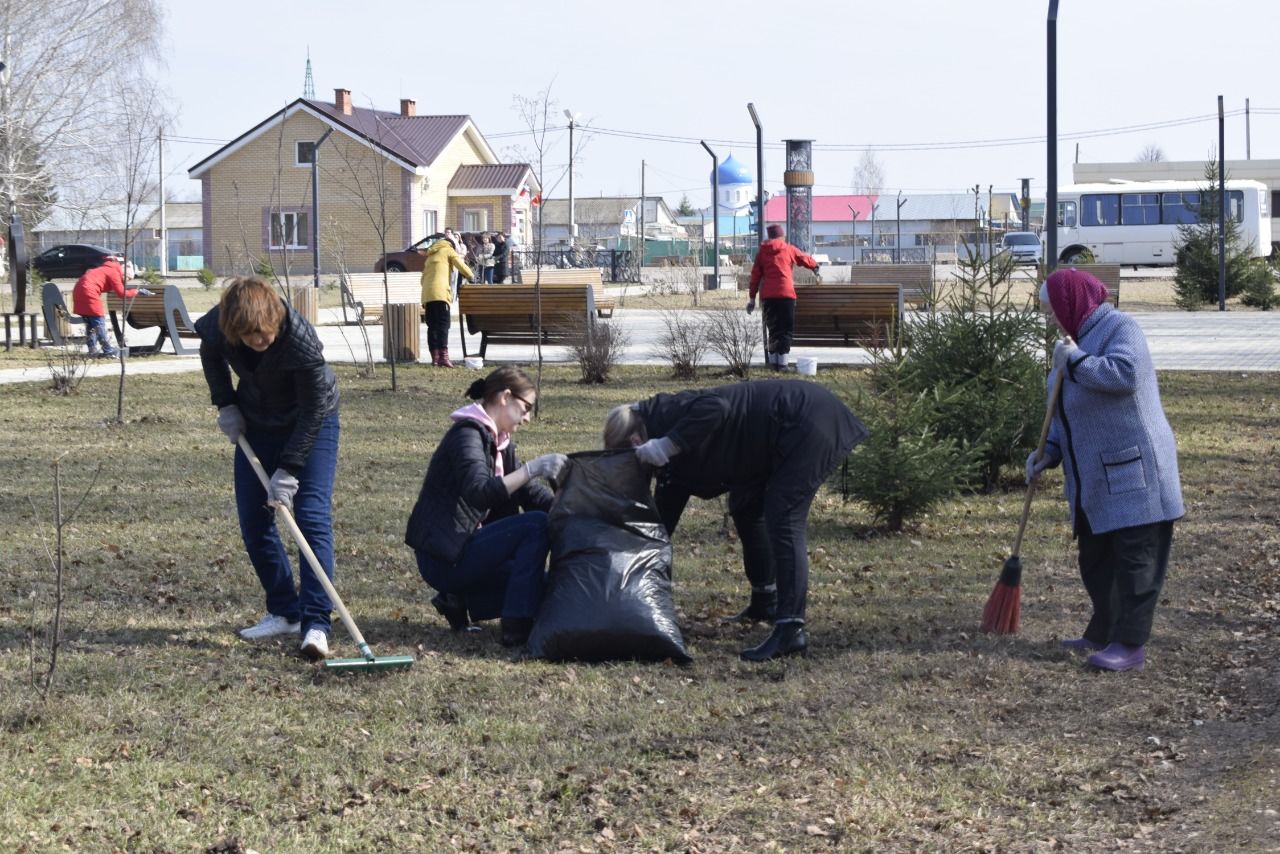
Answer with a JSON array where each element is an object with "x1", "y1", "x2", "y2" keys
[
  {"x1": 896, "y1": 191, "x2": 907, "y2": 263},
  {"x1": 564, "y1": 109, "x2": 579, "y2": 247},
  {"x1": 847, "y1": 204, "x2": 860, "y2": 264},
  {"x1": 700, "y1": 141, "x2": 720, "y2": 289},
  {"x1": 747, "y1": 103, "x2": 764, "y2": 249},
  {"x1": 311, "y1": 128, "x2": 333, "y2": 288}
]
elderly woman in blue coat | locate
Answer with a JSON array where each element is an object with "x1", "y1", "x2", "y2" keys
[{"x1": 1026, "y1": 268, "x2": 1184, "y2": 672}]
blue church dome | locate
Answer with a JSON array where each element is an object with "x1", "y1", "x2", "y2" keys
[{"x1": 714, "y1": 153, "x2": 753, "y2": 185}]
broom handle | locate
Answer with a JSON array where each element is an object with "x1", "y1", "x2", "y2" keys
[
  {"x1": 1011, "y1": 366, "x2": 1067, "y2": 557},
  {"x1": 236, "y1": 435, "x2": 374, "y2": 660}
]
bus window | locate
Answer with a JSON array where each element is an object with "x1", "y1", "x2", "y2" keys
[
  {"x1": 1121, "y1": 193, "x2": 1160, "y2": 225},
  {"x1": 1162, "y1": 192, "x2": 1200, "y2": 225},
  {"x1": 1081, "y1": 194, "x2": 1120, "y2": 226},
  {"x1": 1057, "y1": 200, "x2": 1077, "y2": 228},
  {"x1": 1229, "y1": 190, "x2": 1243, "y2": 223}
]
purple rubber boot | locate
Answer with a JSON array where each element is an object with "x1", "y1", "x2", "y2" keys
[
  {"x1": 1087, "y1": 642, "x2": 1145, "y2": 672},
  {"x1": 1060, "y1": 637, "x2": 1104, "y2": 652}
]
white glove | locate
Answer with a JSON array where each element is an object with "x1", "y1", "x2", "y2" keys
[
  {"x1": 268, "y1": 468, "x2": 299, "y2": 510},
  {"x1": 635, "y1": 436, "x2": 679, "y2": 467},
  {"x1": 745, "y1": 299, "x2": 756, "y2": 314},
  {"x1": 136, "y1": 288, "x2": 155, "y2": 297},
  {"x1": 1052, "y1": 339, "x2": 1080, "y2": 373},
  {"x1": 216, "y1": 404, "x2": 245, "y2": 444},
  {"x1": 1025, "y1": 451, "x2": 1052, "y2": 485},
  {"x1": 525, "y1": 453, "x2": 569, "y2": 481}
]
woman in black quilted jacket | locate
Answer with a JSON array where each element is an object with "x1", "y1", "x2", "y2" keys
[
  {"x1": 195, "y1": 277, "x2": 340, "y2": 662},
  {"x1": 405, "y1": 367, "x2": 568, "y2": 647}
]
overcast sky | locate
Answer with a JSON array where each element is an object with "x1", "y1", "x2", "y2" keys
[{"x1": 162, "y1": 0, "x2": 1277, "y2": 206}]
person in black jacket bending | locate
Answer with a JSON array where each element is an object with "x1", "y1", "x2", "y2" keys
[
  {"x1": 405, "y1": 366, "x2": 568, "y2": 647},
  {"x1": 604, "y1": 380, "x2": 867, "y2": 661},
  {"x1": 195, "y1": 277, "x2": 341, "y2": 662}
]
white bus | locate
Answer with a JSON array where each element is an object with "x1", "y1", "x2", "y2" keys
[{"x1": 1053, "y1": 179, "x2": 1272, "y2": 266}]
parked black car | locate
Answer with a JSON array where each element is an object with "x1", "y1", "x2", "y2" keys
[{"x1": 31, "y1": 244, "x2": 128, "y2": 280}]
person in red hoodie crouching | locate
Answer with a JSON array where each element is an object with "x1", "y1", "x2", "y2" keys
[
  {"x1": 71, "y1": 257, "x2": 151, "y2": 357},
  {"x1": 746, "y1": 224, "x2": 819, "y2": 370}
]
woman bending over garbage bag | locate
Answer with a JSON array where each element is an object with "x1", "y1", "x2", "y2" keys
[
  {"x1": 405, "y1": 366, "x2": 568, "y2": 648},
  {"x1": 604, "y1": 379, "x2": 867, "y2": 662}
]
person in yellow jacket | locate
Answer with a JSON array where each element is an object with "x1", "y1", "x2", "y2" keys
[{"x1": 421, "y1": 236, "x2": 474, "y2": 367}]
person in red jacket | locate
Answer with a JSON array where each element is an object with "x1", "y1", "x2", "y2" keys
[
  {"x1": 71, "y1": 257, "x2": 149, "y2": 357},
  {"x1": 747, "y1": 224, "x2": 819, "y2": 370}
]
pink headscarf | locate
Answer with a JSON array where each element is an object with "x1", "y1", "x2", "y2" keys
[{"x1": 1045, "y1": 268, "x2": 1110, "y2": 339}]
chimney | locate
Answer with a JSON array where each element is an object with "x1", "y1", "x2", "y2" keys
[
  {"x1": 400, "y1": 99, "x2": 416, "y2": 117},
  {"x1": 334, "y1": 88, "x2": 352, "y2": 115}
]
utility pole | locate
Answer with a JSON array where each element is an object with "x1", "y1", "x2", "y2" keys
[
  {"x1": 639, "y1": 159, "x2": 645, "y2": 270},
  {"x1": 158, "y1": 128, "x2": 167, "y2": 276},
  {"x1": 896, "y1": 191, "x2": 906, "y2": 263},
  {"x1": 987, "y1": 184, "x2": 994, "y2": 257},
  {"x1": 1218, "y1": 95, "x2": 1226, "y2": 312},
  {"x1": 564, "y1": 110, "x2": 579, "y2": 247},
  {"x1": 1245, "y1": 97, "x2": 1252, "y2": 160},
  {"x1": 848, "y1": 204, "x2": 859, "y2": 264}
]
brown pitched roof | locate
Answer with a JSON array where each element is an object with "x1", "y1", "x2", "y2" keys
[
  {"x1": 304, "y1": 100, "x2": 471, "y2": 168},
  {"x1": 449, "y1": 164, "x2": 534, "y2": 191}
]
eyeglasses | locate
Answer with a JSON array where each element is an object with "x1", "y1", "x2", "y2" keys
[{"x1": 510, "y1": 392, "x2": 534, "y2": 415}]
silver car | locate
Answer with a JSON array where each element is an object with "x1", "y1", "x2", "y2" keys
[{"x1": 1000, "y1": 232, "x2": 1042, "y2": 266}]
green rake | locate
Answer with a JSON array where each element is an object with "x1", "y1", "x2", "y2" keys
[{"x1": 238, "y1": 435, "x2": 413, "y2": 673}]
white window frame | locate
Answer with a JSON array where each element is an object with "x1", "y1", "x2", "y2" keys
[
  {"x1": 270, "y1": 211, "x2": 310, "y2": 249},
  {"x1": 424, "y1": 209, "x2": 439, "y2": 236},
  {"x1": 461, "y1": 208, "x2": 488, "y2": 233},
  {"x1": 295, "y1": 141, "x2": 316, "y2": 167}
]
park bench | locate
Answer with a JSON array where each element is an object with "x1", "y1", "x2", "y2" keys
[
  {"x1": 40, "y1": 283, "x2": 87, "y2": 346},
  {"x1": 1064, "y1": 263, "x2": 1121, "y2": 306},
  {"x1": 515, "y1": 267, "x2": 615, "y2": 317},
  {"x1": 457, "y1": 283, "x2": 596, "y2": 358},
  {"x1": 340, "y1": 272, "x2": 422, "y2": 324},
  {"x1": 769, "y1": 284, "x2": 906, "y2": 349},
  {"x1": 104, "y1": 285, "x2": 201, "y2": 355},
  {"x1": 847, "y1": 263, "x2": 933, "y2": 308}
]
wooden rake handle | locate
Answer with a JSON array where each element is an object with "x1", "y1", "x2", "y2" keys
[
  {"x1": 236, "y1": 434, "x2": 374, "y2": 660},
  {"x1": 1011, "y1": 366, "x2": 1067, "y2": 557}
]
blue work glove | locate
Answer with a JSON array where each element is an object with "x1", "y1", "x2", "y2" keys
[
  {"x1": 745, "y1": 299, "x2": 756, "y2": 314},
  {"x1": 136, "y1": 288, "x2": 155, "y2": 297},
  {"x1": 635, "y1": 436, "x2": 679, "y2": 467},
  {"x1": 1052, "y1": 339, "x2": 1080, "y2": 373},
  {"x1": 268, "y1": 468, "x2": 299, "y2": 510},
  {"x1": 216, "y1": 405, "x2": 245, "y2": 444},
  {"x1": 1025, "y1": 451, "x2": 1052, "y2": 485},
  {"x1": 525, "y1": 453, "x2": 569, "y2": 481}
]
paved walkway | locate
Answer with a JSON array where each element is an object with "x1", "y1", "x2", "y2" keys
[{"x1": 3, "y1": 304, "x2": 1279, "y2": 386}]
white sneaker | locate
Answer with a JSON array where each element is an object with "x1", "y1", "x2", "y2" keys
[
  {"x1": 300, "y1": 628, "x2": 330, "y2": 661},
  {"x1": 238, "y1": 614, "x2": 301, "y2": 640}
]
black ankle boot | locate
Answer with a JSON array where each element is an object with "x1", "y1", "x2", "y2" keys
[
  {"x1": 722, "y1": 591, "x2": 778, "y2": 624},
  {"x1": 500, "y1": 617, "x2": 534, "y2": 647},
  {"x1": 431, "y1": 592, "x2": 470, "y2": 632},
  {"x1": 740, "y1": 623, "x2": 808, "y2": 662}
]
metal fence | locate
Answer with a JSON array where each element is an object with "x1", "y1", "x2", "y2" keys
[{"x1": 509, "y1": 248, "x2": 639, "y2": 283}]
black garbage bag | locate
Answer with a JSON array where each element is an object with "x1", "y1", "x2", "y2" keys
[{"x1": 527, "y1": 450, "x2": 691, "y2": 664}]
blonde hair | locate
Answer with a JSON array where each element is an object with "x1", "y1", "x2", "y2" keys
[
  {"x1": 218, "y1": 277, "x2": 286, "y2": 344},
  {"x1": 603, "y1": 403, "x2": 645, "y2": 449}
]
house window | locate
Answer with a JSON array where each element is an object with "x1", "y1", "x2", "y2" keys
[
  {"x1": 295, "y1": 141, "x2": 316, "y2": 166},
  {"x1": 424, "y1": 209, "x2": 438, "y2": 236},
  {"x1": 270, "y1": 211, "x2": 310, "y2": 249},
  {"x1": 462, "y1": 209, "x2": 488, "y2": 232}
]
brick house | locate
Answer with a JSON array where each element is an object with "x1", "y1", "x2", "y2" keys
[{"x1": 189, "y1": 88, "x2": 538, "y2": 275}]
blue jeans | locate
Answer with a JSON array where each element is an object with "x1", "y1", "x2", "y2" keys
[
  {"x1": 83, "y1": 315, "x2": 116, "y2": 355},
  {"x1": 481, "y1": 267, "x2": 495, "y2": 284},
  {"x1": 233, "y1": 414, "x2": 340, "y2": 635},
  {"x1": 415, "y1": 511, "x2": 549, "y2": 621}
]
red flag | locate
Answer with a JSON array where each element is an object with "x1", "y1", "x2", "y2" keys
[{"x1": 531, "y1": 193, "x2": 542, "y2": 206}]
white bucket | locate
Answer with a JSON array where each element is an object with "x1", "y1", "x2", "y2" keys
[
  {"x1": 796, "y1": 357, "x2": 818, "y2": 376},
  {"x1": 464, "y1": 356, "x2": 484, "y2": 370}
]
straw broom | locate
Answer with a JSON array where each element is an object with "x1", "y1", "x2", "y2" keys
[{"x1": 982, "y1": 368, "x2": 1065, "y2": 634}]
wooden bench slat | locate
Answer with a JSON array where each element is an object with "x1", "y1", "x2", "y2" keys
[
  {"x1": 457, "y1": 283, "x2": 596, "y2": 358},
  {"x1": 514, "y1": 267, "x2": 614, "y2": 317},
  {"x1": 341, "y1": 272, "x2": 422, "y2": 324},
  {"x1": 104, "y1": 285, "x2": 200, "y2": 355}
]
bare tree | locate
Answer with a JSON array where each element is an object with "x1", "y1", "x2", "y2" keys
[
  {"x1": 853, "y1": 148, "x2": 886, "y2": 197},
  {"x1": 1136, "y1": 143, "x2": 1166, "y2": 162},
  {"x1": 0, "y1": 0, "x2": 165, "y2": 234},
  {"x1": 511, "y1": 82, "x2": 591, "y2": 405},
  {"x1": 101, "y1": 77, "x2": 170, "y2": 423}
]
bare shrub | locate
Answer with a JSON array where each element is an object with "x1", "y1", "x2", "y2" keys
[
  {"x1": 45, "y1": 345, "x2": 90, "y2": 395},
  {"x1": 703, "y1": 308, "x2": 760, "y2": 378},
  {"x1": 653, "y1": 308, "x2": 709, "y2": 380},
  {"x1": 567, "y1": 317, "x2": 630, "y2": 384}
]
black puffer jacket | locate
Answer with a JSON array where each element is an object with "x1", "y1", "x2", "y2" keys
[
  {"x1": 405, "y1": 419, "x2": 554, "y2": 565},
  {"x1": 196, "y1": 303, "x2": 339, "y2": 475},
  {"x1": 636, "y1": 379, "x2": 867, "y2": 499}
]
